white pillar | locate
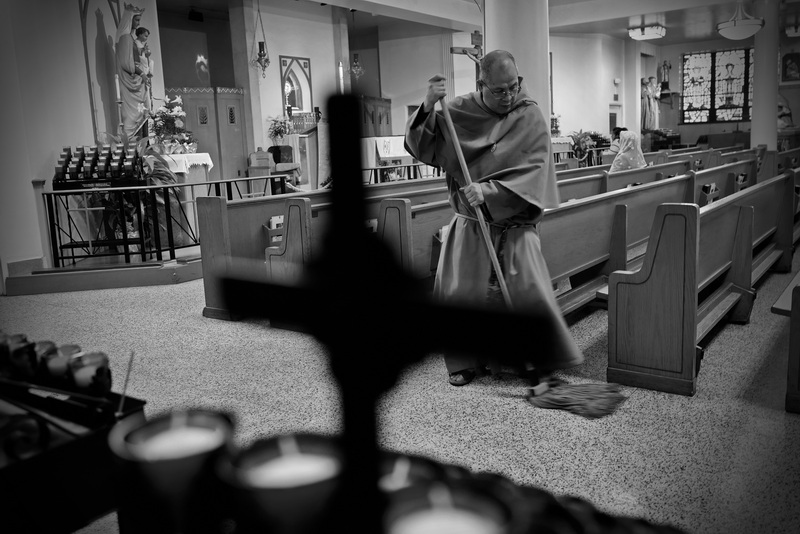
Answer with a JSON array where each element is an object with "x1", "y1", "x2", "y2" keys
[
  {"x1": 751, "y1": 0, "x2": 780, "y2": 150},
  {"x1": 484, "y1": 0, "x2": 551, "y2": 120}
]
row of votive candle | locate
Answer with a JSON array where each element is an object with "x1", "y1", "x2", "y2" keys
[
  {"x1": 107, "y1": 410, "x2": 511, "y2": 534},
  {"x1": 55, "y1": 144, "x2": 138, "y2": 181},
  {"x1": 0, "y1": 332, "x2": 111, "y2": 394}
]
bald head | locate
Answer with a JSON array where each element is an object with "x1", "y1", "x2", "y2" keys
[{"x1": 479, "y1": 50, "x2": 518, "y2": 82}]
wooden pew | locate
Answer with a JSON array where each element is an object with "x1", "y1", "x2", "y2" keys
[
  {"x1": 376, "y1": 161, "x2": 760, "y2": 318},
  {"x1": 556, "y1": 164, "x2": 612, "y2": 181},
  {"x1": 607, "y1": 171, "x2": 795, "y2": 395},
  {"x1": 602, "y1": 151, "x2": 668, "y2": 168},
  {"x1": 643, "y1": 151, "x2": 668, "y2": 166},
  {"x1": 780, "y1": 147, "x2": 800, "y2": 169},
  {"x1": 770, "y1": 269, "x2": 800, "y2": 413},
  {"x1": 264, "y1": 185, "x2": 449, "y2": 282},
  {"x1": 197, "y1": 177, "x2": 445, "y2": 319},
  {"x1": 666, "y1": 148, "x2": 720, "y2": 172},
  {"x1": 377, "y1": 199, "x2": 454, "y2": 281},
  {"x1": 558, "y1": 160, "x2": 690, "y2": 204},
  {"x1": 667, "y1": 146, "x2": 703, "y2": 155}
]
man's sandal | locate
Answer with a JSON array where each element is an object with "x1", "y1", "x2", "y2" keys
[{"x1": 448, "y1": 369, "x2": 475, "y2": 386}]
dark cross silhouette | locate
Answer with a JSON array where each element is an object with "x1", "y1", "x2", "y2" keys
[{"x1": 222, "y1": 94, "x2": 562, "y2": 532}]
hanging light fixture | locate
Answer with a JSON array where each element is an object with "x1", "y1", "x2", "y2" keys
[
  {"x1": 250, "y1": 1, "x2": 270, "y2": 78},
  {"x1": 347, "y1": 9, "x2": 365, "y2": 81},
  {"x1": 717, "y1": 1, "x2": 764, "y2": 40},
  {"x1": 349, "y1": 53, "x2": 365, "y2": 81},
  {"x1": 628, "y1": 25, "x2": 666, "y2": 41}
]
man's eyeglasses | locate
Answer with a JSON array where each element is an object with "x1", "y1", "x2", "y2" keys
[{"x1": 480, "y1": 81, "x2": 520, "y2": 99}]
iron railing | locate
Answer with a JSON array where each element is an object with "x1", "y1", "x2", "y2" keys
[{"x1": 42, "y1": 174, "x2": 291, "y2": 268}]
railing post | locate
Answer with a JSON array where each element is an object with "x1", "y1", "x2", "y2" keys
[
  {"x1": 45, "y1": 191, "x2": 60, "y2": 268},
  {"x1": 163, "y1": 186, "x2": 176, "y2": 260},
  {"x1": 133, "y1": 190, "x2": 147, "y2": 262},
  {"x1": 149, "y1": 189, "x2": 163, "y2": 261},
  {"x1": 117, "y1": 190, "x2": 131, "y2": 263},
  {"x1": 32, "y1": 179, "x2": 55, "y2": 268}
]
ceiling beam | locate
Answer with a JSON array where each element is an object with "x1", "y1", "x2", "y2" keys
[
  {"x1": 549, "y1": 0, "x2": 737, "y2": 28},
  {"x1": 298, "y1": 0, "x2": 482, "y2": 32}
]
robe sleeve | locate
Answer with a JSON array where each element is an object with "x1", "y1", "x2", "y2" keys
[{"x1": 404, "y1": 104, "x2": 441, "y2": 168}]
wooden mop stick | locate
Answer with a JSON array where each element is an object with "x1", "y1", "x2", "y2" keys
[{"x1": 439, "y1": 100, "x2": 513, "y2": 309}]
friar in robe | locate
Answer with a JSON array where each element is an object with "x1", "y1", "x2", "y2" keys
[{"x1": 404, "y1": 50, "x2": 584, "y2": 388}]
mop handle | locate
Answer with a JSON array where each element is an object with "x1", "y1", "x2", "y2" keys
[{"x1": 439, "y1": 100, "x2": 513, "y2": 309}]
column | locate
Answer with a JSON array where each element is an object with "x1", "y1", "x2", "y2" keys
[
  {"x1": 484, "y1": 0, "x2": 551, "y2": 120},
  {"x1": 229, "y1": 0, "x2": 261, "y2": 155},
  {"x1": 752, "y1": 0, "x2": 780, "y2": 150}
]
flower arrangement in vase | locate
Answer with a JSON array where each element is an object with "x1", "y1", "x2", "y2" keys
[
  {"x1": 568, "y1": 130, "x2": 596, "y2": 164},
  {"x1": 267, "y1": 116, "x2": 294, "y2": 146},
  {"x1": 147, "y1": 96, "x2": 197, "y2": 155}
]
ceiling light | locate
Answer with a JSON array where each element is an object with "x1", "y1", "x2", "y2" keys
[
  {"x1": 717, "y1": 1, "x2": 764, "y2": 40},
  {"x1": 628, "y1": 25, "x2": 666, "y2": 41}
]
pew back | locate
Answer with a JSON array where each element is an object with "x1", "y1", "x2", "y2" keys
[{"x1": 556, "y1": 164, "x2": 612, "y2": 181}]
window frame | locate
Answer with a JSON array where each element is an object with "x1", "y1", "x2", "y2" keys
[{"x1": 679, "y1": 47, "x2": 753, "y2": 125}]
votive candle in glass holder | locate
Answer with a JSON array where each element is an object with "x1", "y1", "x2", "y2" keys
[
  {"x1": 219, "y1": 433, "x2": 342, "y2": 534},
  {"x1": 385, "y1": 481, "x2": 510, "y2": 534},
  {"x1": 68, "y1": 351, "x2": 111, "y2": 393},
  {"x1": 108, "y1": 409, "x2": 234, "y2": 534}
]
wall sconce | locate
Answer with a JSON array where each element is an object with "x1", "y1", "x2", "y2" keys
[
  {"x1": 250, "y1": 1, "x2": 270, "y2": 78},
  {"x1": 628, "y1": 25, "x2": 666, "y2": 41},
  {"x1": 717, "y1": 1, "x2": 764, "y2": 40}
]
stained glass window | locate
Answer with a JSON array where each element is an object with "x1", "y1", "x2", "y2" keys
[{"x1": 681, "y1": 48, "x2": 753, "y2": 124}]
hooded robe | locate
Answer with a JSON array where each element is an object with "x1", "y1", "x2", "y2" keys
[{"x1": 404, "y1": 89, "x2": 583, "y2": 374}]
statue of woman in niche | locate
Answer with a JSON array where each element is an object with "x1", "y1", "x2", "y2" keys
[
  {"x1": 641, "y1": 77, "x2": 656, "y2": 131},
  {"x1": 115, "y1": 3, "x2": 148, "y2": 139}
]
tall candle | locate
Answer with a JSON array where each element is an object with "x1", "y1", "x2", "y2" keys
[
  {"x1": 115, "y1": 74, "x2": 121, "y2": 101},
  {"x1": 242, "y1": 452, "x2": 339, "y2": 488},
  {"x1": 338, "y1": 61, "x2": 344, "y2": 94},
  {"x1": 129, "y1": 425, "x2": 226, "y2": 461}
]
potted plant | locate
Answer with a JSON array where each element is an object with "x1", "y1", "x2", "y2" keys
[
  {"x1": 267, "y1": 116, "x2": 295, "y2": 164},
  {"x1": 568, "y1": 130, "x2": 596, "y2": 166},
  {"x1": 267, "y1": 116, "x2": 294, "y2": 146},
  {"x1": 147, "y1": 96, "x2": 197, "y2": 155}
]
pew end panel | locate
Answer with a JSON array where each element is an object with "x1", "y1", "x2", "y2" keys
[
  {"x1": 198, "y1": 196, "x2": 236, "y2": 320},
  {"x1": 377, "y1": 198, "x2": 453, "y2": 282},
  {"x1": 608, "y1": 201, "x2": 755, "y2": 395},
  {"x1": 608, "y1": 203, "x2": 700, "y2": 396},
  {"x1": 265, "y1": 198, "x2": 314, "y2": 285},
  {"x1": 377, "y1": 199, "x2": 414, "y2": 273},
  {"x1": 788, "y1": 285, "x2": 800, "y2": 413}
]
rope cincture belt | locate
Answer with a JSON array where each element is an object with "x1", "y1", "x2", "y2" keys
[{"x1": 454, "y1": 212, "x2": 538, "y2": 307}]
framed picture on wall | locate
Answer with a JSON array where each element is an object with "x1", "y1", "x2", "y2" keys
[{"x1": 781, "y1": 52, "x2": 800, "y2": 85}]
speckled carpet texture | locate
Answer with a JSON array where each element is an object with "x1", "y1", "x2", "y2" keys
[{"x1": 2, "y1": 252, "x2": 799, "y2": 534}]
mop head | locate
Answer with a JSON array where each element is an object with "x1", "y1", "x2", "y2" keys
[{"x1": 526, "y1": 379, "x2": 627, "y2": 419}]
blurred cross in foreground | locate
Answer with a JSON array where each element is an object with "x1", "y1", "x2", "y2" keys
[{"x1": 222, "y1": 94, "x2": 559, "y2": 532}]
